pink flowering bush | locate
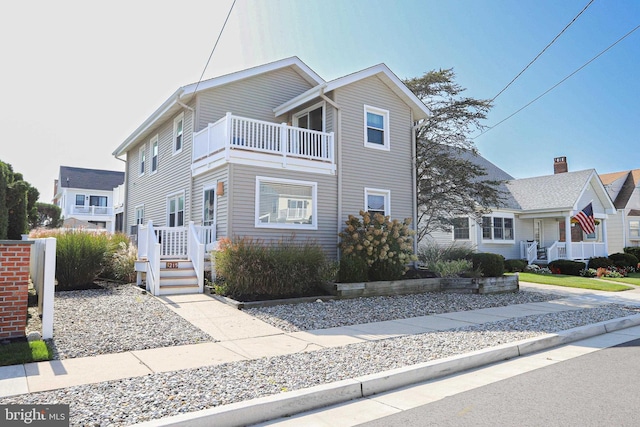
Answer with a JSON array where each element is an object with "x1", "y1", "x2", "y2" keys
[{"x1": 338, "y1": 210, "x2": 417, "y2": 282}]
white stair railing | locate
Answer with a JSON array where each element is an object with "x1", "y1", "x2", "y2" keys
[
  {"x1": 521, "y1": 241, "x2": 538, "y2": 265},
  {"x1": 547, "y1": 241, "x2": 567, "y2": 262},
  {"x1": 138, "y1": 221, "x2": 160, "y2": 295},
  {"x1": 188, "y1": 221, "x2": 205, "y2": 293}
]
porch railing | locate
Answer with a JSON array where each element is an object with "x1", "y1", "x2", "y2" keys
[
  {"x1": 570, "y1": 242, "x2": 606, "y2": 260},
  {"x1": 72, "y1": 205, "x2": 113, "y2": 216},
  {"x1": 193, "y1": 113, "x2": 335, "y2": 165},
  {"x1": 155, "y1": 226, "x2": 188, "y2": 258},
  {"x1": 547, "y1": 242, "x2": 567, "y2": 261},
  {"x1": 521, "y1": 241, "x2": 538, "y2": 265}
]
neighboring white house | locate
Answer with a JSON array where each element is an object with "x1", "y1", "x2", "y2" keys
[
  {"x1": 112, "y1": 56, "x2": 431, "y2": 295},
  {"x1": 52, "y1": 166, "x2": 125, "y2": 232},
  {"x1": 427, "y1": 156, "x2": 617, "y2": 264},
  {"x1": 600, "y1": 169, "x2": 640, "y2": 254}
]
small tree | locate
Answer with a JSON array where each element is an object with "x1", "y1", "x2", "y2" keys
[
  {"x1": 404, "y1": 69, "x2": 506, "y2": 242},
  {"x1": 32, "y1": 202, "x2": 63, "y2": 229}
]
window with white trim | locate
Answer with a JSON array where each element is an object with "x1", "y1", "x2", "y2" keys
[
  {"x1": 630, "y1": 220, "x2": 640, "y2": 239},
  {"x1": 75, "y1": 194, "x2": 85, "y2": 207},
  {"x1": 151, "y1": 136, "x2": 158, "y2": 173},
  {"x1": 135, "y1": 205, "x2": 145, "y2": 225},
  {"x1": 167, "y1": 193, "x2": 185, "y2": 227},
  {"x1": 173, "y1": 113, "x2": 184, "y2": 154},
  {"x1": 452, "y1": 218, "x2": 470, "y2": 240},
  {"x1": 139, "y1": 145, "x2": 146, "y2": 175},
  {"x1": 364, "y1": 105, "x2": 390, "y2": 150},
  {"x1": 203, "y1": 186, "x2": 216, "y2": 226},
  {"x1": 481, "y1": 215, "x2": 514, "y2": 241},
  {"x1": 365, "y1": 188, "x2": 390, "y2": 217},
  {"x1": 255, "y1": 177, "x2": 317, "y2": 229}
]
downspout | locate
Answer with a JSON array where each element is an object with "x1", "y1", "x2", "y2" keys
[{"x1": 320, "y1": 90, "x2": 342, "y2": 261}]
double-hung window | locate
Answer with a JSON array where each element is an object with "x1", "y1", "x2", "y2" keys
[
  {"x1": 630, "y1": 220, "x2": 640, "y2": 239},
  {"x1": 365, "y1": 188, "x2": 390, "y2": 217},
  {"x1": 167, "y1": 193, "x2": 185, "y2": 227},
  {"x1": 255, "y1": 177, "x2": 317, "y2": 229},
  {"x1": 452, "y1": 217, "x2": 470, "y2": 240},
  {"x1": 364, "y1": 105, "x2": 390, "y2": 150},
  {"x1": 151, "y1": 136, "x2": 158, "y2": 173},
  {"x1": 135, "y1": 205, "x2": 145, "y2": 225},
  {"x1": 75, "y1": 194, "x2": 85, "y2": 207},
  {"x1": 482, "y1": 215, "x2": 514, "y2": 241},
  {"x1": 173, "y1": 113, "x2": 184, "y2": 154},
  {"x1": 139, "y1": 145, "x2": 146, "y2": 176}
]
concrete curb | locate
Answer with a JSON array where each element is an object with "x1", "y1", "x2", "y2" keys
[{"x1": 134, "y1": 313, "x2": 640, "y2": 427}]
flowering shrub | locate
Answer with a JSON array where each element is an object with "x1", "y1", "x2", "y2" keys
[
  {"x1": 580, "y1": 268, "x2": 597, "y2": 278},
  {"x1": 338, "y1": 211, "x2": 417, "y2": 282},
  {"x1": 525, "y1": 264, "x2": 552, "y2": 275}
]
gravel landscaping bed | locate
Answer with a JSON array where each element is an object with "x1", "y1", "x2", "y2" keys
[
  {"x1": 46, "y1": 282, "x2": 215, "y2": 359},
  {"x1": 245, "y1": 291, "x2": 563, "y2": 332},
  {"x1": 4, "y1": 303, "x2": 639, "y2": 426}
]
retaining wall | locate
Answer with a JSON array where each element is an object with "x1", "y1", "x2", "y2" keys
[{"x1": 0, "y1": 241, "x2": 33, "y2": 340}]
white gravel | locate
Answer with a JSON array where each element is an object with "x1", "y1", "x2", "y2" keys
[
  {"x1": 48, "y1": 282, "x2": 215, "y2": 359},
  {"x1": 3, "y1": 288, "x2": 639, "y2": 426}
]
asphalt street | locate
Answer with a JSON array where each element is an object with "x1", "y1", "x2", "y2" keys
[{"x1": 357, "y1": 338, "x2": 640, "y2": 427}]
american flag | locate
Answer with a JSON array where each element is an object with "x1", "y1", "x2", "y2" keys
[{"x1": 574, "y1": 203, "x2": 595, "y2": 234}]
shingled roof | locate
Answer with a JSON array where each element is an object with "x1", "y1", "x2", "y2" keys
[
  {"x1": 600, "y1": 169, "x2": 640, "y2": 210},
  {"x1": 59, "y1": 166, "x2": 124, "y2": 191}
]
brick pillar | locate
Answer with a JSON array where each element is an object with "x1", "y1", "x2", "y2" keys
[{"x1": 0, "y1": 242, "x2": 32, "y2": 340}]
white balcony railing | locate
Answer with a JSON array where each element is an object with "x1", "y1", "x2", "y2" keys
[
  {"x1": 72, "y1": 205, "x2": 114, "y2": 216},
  {"x1": 193, "y1": 113, "x2": 335, "y2": 168}
]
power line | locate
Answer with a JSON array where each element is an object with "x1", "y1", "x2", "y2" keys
[
  {"x1": 491, "y1": 0, "x2": 595, "y2": 102},
  {"x1": 474, "y1": 23, "x2": 640, "y2": 140},
  {"x1": 191, "y1": 0, "x2": 237, "y2": 97}
]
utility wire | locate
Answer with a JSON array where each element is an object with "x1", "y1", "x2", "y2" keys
[
  {"x1": 491, "y1": 0, "x2": 595, "y2": 101},
  {"x1": 191, "y1": 0, "x2": 237, "y2": 97},
  {"x1": 475, "y1": 23, "x2": 640, "y2": 140}
]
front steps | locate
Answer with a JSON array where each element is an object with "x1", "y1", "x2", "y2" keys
[{"x1": 158, "y1": 260, "x2": 199, "y2": 295}]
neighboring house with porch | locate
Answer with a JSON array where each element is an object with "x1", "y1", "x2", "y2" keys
[
  {"x1": 52, "y1": 166, "x2": 125, "y2": 233},
  {"x1": 427, "y1": 156, "x2": 616, "y2": 264},
  {"x1": 112, "y1": 57, "x2": 430, "y2": 295},
  {"x1": 600, "y1": 169, "x2": 640, "y2": 253}
]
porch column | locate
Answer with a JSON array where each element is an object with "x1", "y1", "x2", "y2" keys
[
  {"x1": 565, "y1": 216, "x2": 572, "y2": 259},
  {"x1": 601, "y1": 218, "x2": 608, "y2": 255}
]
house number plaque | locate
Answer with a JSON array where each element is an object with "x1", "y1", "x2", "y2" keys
[{"x1": 166, "y1": 262, "x2": 179, "y2": 269}]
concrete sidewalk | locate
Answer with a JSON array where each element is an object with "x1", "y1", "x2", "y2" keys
[
  {"x1": 1, "y1": 282, "x2": 638, "y2": 398},
  {"x1": 2, "y1": 282, "x2": 640, "y2": 424}
]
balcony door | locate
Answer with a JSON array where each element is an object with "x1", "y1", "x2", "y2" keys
[{"x1": 296, "y1": 106, "x2": 323, "y2": 132}]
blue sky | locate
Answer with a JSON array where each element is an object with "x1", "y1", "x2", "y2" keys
[{"x1": 1, "y1": 0, "x2": 638, "y2": 202}]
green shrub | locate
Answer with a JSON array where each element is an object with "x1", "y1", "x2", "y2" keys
[
  {"x1": 55, "y1": 230, "x2": 109, "y2": 289},
  {"x1": 338, "y1": 254, "x2": 369, "y2": 283},
  {"x1": 417, "y1": 241, "x2": 474, "y2": 266},
  {"x1": 339, "y1": 211, "x2": 417, "y2": 282},
  {"x1": 587, "y1": 257, "x2": 612, "y2": 269},
  {"x1": 580, "y1": 268, "x2": 597, "y2": 277},
  {"x1": 213, "y1": 237, "x2": 334, "y2": 298},
  {"x1": 504, "y1": 259, "x2": 527, "y2": 273},
  {"x1": 429, "y1": 259, "x2": 473, "y2": 278},
  {"x1": 470, "y1": 253, "x2": 505, "y2": 277},
  {"x1": 624, "y1": 247, "x2": 640, "y2": 261},
  {"x1": 548, "y1": 259, "x2": 586, "y2": 276},
  {"x1": 101, "y1": 235, "x2": 137, "y2": 283},
  {"x1": 609, "y1": 252, "x2": 639, "y2": 268}
]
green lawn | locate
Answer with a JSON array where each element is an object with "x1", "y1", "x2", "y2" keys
[
  {"x1": 515, "y1": 272, "x2": 633, "y2": 292},
  {"x1": 0, "y1": 340, "x2": 52, "y2": 367},
  {"x1": 595, "y1": 272, "x2": 640, "y2": 287}
]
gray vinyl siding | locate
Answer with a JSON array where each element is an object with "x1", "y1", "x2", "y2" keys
[
  {"x1": 125, "y1": 105, "x2": 195, "y2": 232},
  {"x1": 192, "y1": 167, "x2": 229, "y2": 239},
  {"x1": 227, "y1": 164, "x2": 339, "y2": 260},
  {"x1": 334, "y1": 75, "x2": 415, "y2": 227},
  {"x1": 196, "y1": 68, "x2": 314, "y2": 132}
]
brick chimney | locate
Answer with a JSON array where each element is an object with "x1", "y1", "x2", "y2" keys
[{"x1": 554, "y1": 156, "x2": 568, "y2": 174}]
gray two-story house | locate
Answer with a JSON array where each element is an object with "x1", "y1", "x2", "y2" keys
[{"x1": 113, "y1": 57, "x2": 430, "y2": 295}]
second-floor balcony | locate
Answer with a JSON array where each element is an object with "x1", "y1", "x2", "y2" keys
[
  {"x1": 71, "y1": 205, "x2": 114, "y2": 216},
  {"x1": 192, "y1": 113, "x2": 335, "y2": 176}
]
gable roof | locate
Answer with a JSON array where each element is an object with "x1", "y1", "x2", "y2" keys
[
  {"x1": 113, "y1": 57, "x2": 324, "y2": 157},
  {"x1": 274, "y1": 63, "x2": 431, "y2": 120},
  {"x1": 506, "y1": 169, "x2": 610, "y2": 212},
  {"x1": 599, "y1": 169, "x2": 640, "y2": 209},
  {"x1": 58, "y1": 166, "x2": 124, "y2": 191}
]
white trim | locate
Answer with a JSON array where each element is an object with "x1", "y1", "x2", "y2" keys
[
  {"x1": 166, "y1": 190, "x2": 186, "y2": 227},
  {"x1": 202, "y1": 182, "x2": 218, "y2": 227},
  {"x1": 135, "y1": 204, "x2": 145, "y2": 225},
  {"x1": 150, "y1": 135, "x2": 159, "y2": 174},
  {"x1": 255, "y1": 176, "x2": 318, "y2": 230},
  {"x1": 138, "y1": 144, "x2": 146, "y2": 176},
  {"x1": 173, "y1": 113, "x2": 184, "y2": 155},
  {"x1": 364, "y1": 105, "x2": 390, "y2": 151},
  {"x1": 364, "y1": 187, "x2": 391, "y2": 217},
  {"x1": 293, "y1": 101, "x2": 326, "y2": 132}
]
